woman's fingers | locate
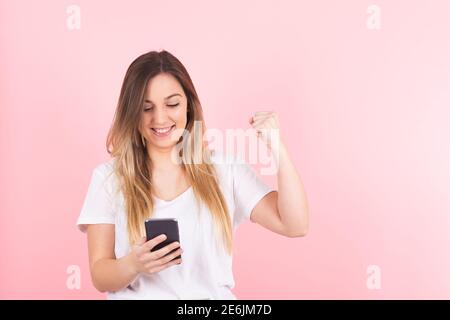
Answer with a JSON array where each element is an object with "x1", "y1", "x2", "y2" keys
[
  {"x1": 252, "y1": 111, "x2": 279, "y2": 125},
  {"x1": 131, "y1": 234, "x2": 184, "y2": 275},
  {"x1": 138, "y1": 241, "x2": 182, "y2": 265},
  {"x1": 250, "y1": 114, "x2": 272, "y2": 123},
  {"x1": 145, "y1": 247, "x2": 183, "y2": 269},
  {"x1": 250, "y1": 118, "x2": 269, "y2": 127},
  {"x1": 135, "y1": 236, "x2": 146, "y2": 246},
  {"x1": 144, "y1": 258, "x2": 183, "y2": 275},
  {"x1": 251, "y1": 117, "x2": 279, "y2": 132},
  {"x1": 151, "y1": 241, "x2": 181, "y2": 260},
  {"x1": 143, "y1": 234, "x2": 167, "y2": 251}
]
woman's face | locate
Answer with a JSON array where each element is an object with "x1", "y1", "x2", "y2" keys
[{"x1": 140, "y1": 73, "x2": 188, "y2": 151}]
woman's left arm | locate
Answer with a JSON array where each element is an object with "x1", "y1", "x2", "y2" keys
[{"x1": 249, "y1": 111, "x2": 309, "y2": 237}]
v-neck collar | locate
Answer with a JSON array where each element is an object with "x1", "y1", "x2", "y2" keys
[{"x1": 153, "y1": 186, "x2": 193, "y2": 205}]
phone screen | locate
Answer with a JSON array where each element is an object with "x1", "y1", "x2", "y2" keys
[{"x1": 145, "y1": 218, "x2": 181, "y2": 260}]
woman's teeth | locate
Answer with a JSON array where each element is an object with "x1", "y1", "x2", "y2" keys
[
  {"x1": 153, "y1": 126, "x2": 172, "y2": 133},
  {"x1": 151, "y1": 125, "x2": 174, "y2": 137}
]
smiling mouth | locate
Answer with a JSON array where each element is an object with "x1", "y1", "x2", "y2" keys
[{"x1": 151, "y1": 125, "x2": 175, "y2": 137}]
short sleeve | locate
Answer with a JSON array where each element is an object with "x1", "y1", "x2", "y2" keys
[
  {"x1": 232, "y1": 155, "x2": 276, "y2": 227},
  {"x1": 77, "y1": 166, "x2": 116, "y2": 232}
]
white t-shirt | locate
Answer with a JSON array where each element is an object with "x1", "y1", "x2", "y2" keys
[{"x1": 77, "y1": 151, "x2": 275, "y2": 300}]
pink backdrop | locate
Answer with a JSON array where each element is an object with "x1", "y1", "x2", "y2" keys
[{"x1": 1, "y1": 0, "x2": 449, "y2": 299}]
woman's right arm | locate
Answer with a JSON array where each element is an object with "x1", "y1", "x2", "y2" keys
[
  {"x1": 87, "y1": 224, "x2": 183, "y2": 293},
  {"x1": 87, "y1": 224, "x2": 137, "y2": 292}
]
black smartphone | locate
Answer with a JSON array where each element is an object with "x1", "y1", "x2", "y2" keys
[{"x1": 145, "y1": 218, "x2": 181, "y2": 260}]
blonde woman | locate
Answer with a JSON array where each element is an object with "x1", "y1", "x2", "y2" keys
[{"x1": 77, "y1": 50, "x2": 309, "y2": 299}]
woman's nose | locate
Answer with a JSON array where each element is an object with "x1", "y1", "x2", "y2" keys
[{"x1": 152, "y1": 106, "x2": 169, "y2": 123}]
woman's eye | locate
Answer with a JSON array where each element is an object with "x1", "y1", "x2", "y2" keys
[{"x1": 144, "y1": 103, "x2": 178, "y2": 111}]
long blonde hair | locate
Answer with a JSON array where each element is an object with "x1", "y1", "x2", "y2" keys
[{"x1": 106, "y1": 50, "x2": 233, "y2": 254}]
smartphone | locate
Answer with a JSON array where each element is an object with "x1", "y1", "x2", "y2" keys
[{"x1": 145, "y1": 218, "x2": 181, "y2": 261}]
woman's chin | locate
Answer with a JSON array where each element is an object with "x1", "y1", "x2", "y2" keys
[{"x1": 147, "y1": 138, "x2": 180, "y2": 150}]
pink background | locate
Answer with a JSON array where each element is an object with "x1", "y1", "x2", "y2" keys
[{"x1": 1, "y1": 0, "x2": 449, "y2": 299}]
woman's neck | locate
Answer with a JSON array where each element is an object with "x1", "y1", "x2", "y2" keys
[{"x1": 147, "y1": 146, "x2": 181, "y2": 172}]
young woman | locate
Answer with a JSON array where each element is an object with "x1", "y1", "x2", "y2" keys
[{"x1": 77, "y1": 50, "x2": 309, "y2": 299}]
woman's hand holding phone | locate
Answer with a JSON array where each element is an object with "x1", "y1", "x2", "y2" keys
[{"x1": 128, "y1": 234, "x2": 183, "y2": 275}]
